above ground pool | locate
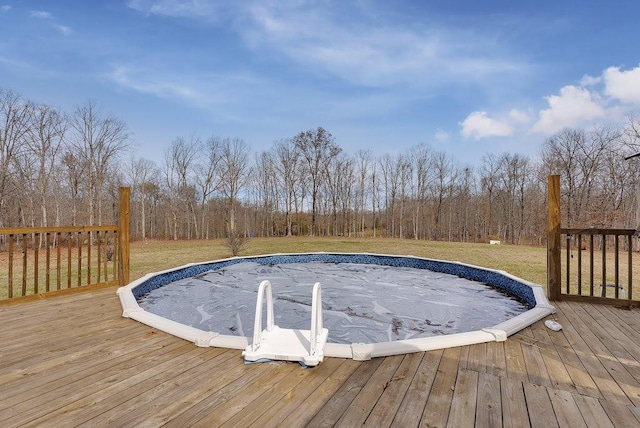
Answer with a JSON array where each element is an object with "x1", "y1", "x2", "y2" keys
[{"x1": 117, "y1": 253, "x2": 555, "y2": 361}]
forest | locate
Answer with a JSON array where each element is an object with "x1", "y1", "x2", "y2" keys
[{"x1": 2, "y1": 87, "x2": 640, "y2": 244}]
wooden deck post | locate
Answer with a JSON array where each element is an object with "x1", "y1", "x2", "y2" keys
[
  {"x1": 547, "y1": 175, "x2": 561, "y2": 301},
  {"x1": 118, "y1": 187, "x2": 131, "y2": 286}
]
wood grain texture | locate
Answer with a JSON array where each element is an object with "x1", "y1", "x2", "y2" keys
[{"x1": 0, "y1": 288, "x2": 638, "y2": 427}]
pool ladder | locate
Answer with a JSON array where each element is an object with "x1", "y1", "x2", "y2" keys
[{"x1": 242, "y1": 280, "x2": 329, "y2": 367}]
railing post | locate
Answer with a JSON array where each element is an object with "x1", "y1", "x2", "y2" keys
[
  {"x1": 118, "y1": 187, "x2": 131, "y2": 286},
  {"x1": 548, "y1": 175, "x2": 561, "y2": 301}
]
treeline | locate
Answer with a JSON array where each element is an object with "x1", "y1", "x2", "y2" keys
[{"x1": 2, "y1": 87, "x2": 640, "y2": 243}]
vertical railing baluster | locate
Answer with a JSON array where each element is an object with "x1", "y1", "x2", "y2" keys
[
  {"x1": 56, "y1": 232, "x2": 62, "y2": 290},
  {"x1": 87, "y1": 231, "x2": 92, "y2": 285},
  {"x1": 104, "y1": 231, "x2": 110, "y2": 282},
  {"x1": 67, "y1": 233, "x2": 72, "y2": 289},
  {"x1": 565, "y1": 234, "x2": 571, "y2": 294},
  {"x1": 46, "y1": 232, "x2": 51, "y2": 292},
  {"x1": 8, "y1": 234, "x2": 14, "y2": 298},
  {"x1": 32, "y1": 233, "x2": 40, "y2": 294},
  {"x1": 34, "y1": 233, "x2": 39, "y2": 295},
  {"x1": 22, "y1": 234, "x2": 27, "y2": 297},
  {"x1": 614, "y1": 235, "x2": 619, "y2": 299},
  {"x1": 601, "y1": 234, "x2": 607, "y2": 297},
  {"x1": 628, "y1": 234, "x2": 633, "y2": 303},
  {"x1": 577, "y1": 234, "x2": 582, "y2": 295},
  {"x1": 77, "y1": 231, "x2": 82, "y2": 287},
  {"x1": 589, "y1": 234, "x2": 594, "y2": 296},
  {"x1": 97, "y1": 231, "x2": 102, "y2": 282}
]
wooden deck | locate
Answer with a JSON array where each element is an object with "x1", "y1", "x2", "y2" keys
[{"x1": 1, "y1": 289, "x2": 640, "y2": 427}]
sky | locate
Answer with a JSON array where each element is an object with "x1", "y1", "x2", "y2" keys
[{"x1": 2, "y1": 0, "x2": 640, "y2": 167}]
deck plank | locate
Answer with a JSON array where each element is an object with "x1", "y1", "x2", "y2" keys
[
  {"x1": 584, "y1": 304, "x2": 640, "y2": 384},
  {"x1": 333, "y1": 354, "x2": 405, "y2": 427},
  {"x1": 304, "y1": 357, "x2": 383, "y2": 427},
  {"x1": 522, "y1": 383, "x2": 559, "y2": 428},
  {"x1": 500, "y1": 377, "x2": 529, "y2": 428},
  {"x1": 390, "y1": 349, "x2": 443, "y2": 427},
  {"x1": 504, "y1": 337, "x2": 529, "y2": 383},
  {"x1": 541, "y1": 314, "x2": 602, "y2": 399},
  {"x1": 19, "y1": 345, "x2": 223, "y2": 427},
  {"x1": 273, "y1": 359, "x2": 361, "y2": 427},
  {"x1": 600, "y1": 399, "x2": 640, "y2": 427},
  {"x1": 159, "y1": 358, "x2": 273, "y2": 427},
  {"x1": 572, "y1": 395, "x2": 615, "y2": 428},
  {"x1": 0, "y1": 288, "x2": 639, "y2": 428},
  {"x1": 547, "y1": 388, "x2": 587, "y2": 428},
  {"x1": 446, "y1": 369, "x2": 478, "y2": 428},
  {"x1": 365, "y1": 352, "x2": 424, "y2": 427},
  {"x1": 188, "y1": 361, "x2": 300, "y2": 427},
  {"x1": 218, "y1": 358, "x2": 349, "y2": 428},
  {"x1": 419, "y1": 346, "x2": 461, "y2": 428},
  {"x1": 562, "y1": 302, "x2": 640, "y2": 406},
  {"x1": 475, "y1": 371, "x2": 502, "y2": 428},
  {"x1": 82, "y1": 350, "x2": 238, "y2": 427},
  {"x1": 485, "y1": 341, "x2": 507, "y2": 378},
  {"x1": 553, "y1": 301, "x2": 633, "y2": 405}
]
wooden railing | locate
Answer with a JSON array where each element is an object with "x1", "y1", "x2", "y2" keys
[
  {"x1": 548, "y1": 175, "x2": 638, "y2": 307},
  {"x1": 0, "y1": 187, "x2": 130, "y2": 303}
]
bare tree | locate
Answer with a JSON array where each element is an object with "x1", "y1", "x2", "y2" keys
[
  {"x1": 69, "y1": 100, "x2": 129, "y2": 225},
  {"x1": 253, "y1": 150, "x2": 279, "y2": 236},
  {"x1": 370, "y1": 158, "x2": 380, "y2": 237},
  {"x1": 323, "y1": 153, "x2": 354, "y2": 235},
  {"x1": 408, "y1": 144, "x2": 432, "y2": 240},
  {"x1": 355, "y1": 149, "x2": 372, "y2": 237},
  {"x1": 0, "y1": 89, "x2": 32, "y2": 227},
  {"x1": 498, "y1": 153, "x2": 532, "y2": 244},
  {"x1": 24, "y1": 103, "x2": 67, "y2": 228},
  {"x1": 378, "y1": 153, "x2": 402, "y2": 237},
  {"x1": 163, "y1": 136, "x2": 200, "y2": 239},
  {"x1": 540, "y1": 128, "x2": 608, "y2": 226},
  {"x1": 218, "y1": 138, "x2": 251, "y2": 235},
  {"x1": 479, "y1": 153, "x2": 501, "y2": 239},
  {"x1": 272, "y1": 139, "x2": 302, "y2": 236},
  {"x1": 59, "y1": 150, "x2": 86, "y2": 225},
  {"x1": 430, "y1": 151, "x2": 456, "y2": 240},
  {"x1": 293, "y1": 127, "x2": 341, "y2": 235},
  {"x1": 124, "y1": 157, "x2": 159, "y2": 239},
  {"x1": 194, "y1": 136, "x2": 222, "y2": 238}
]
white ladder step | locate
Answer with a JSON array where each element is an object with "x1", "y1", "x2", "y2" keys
[{"x1": 242, "y1": 280, "x2": 329, "y2": 367}]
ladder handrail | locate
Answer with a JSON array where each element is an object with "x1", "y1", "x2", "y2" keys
[
  {"x1": 250, "y1": 280, "x2": 274, "y2": 352},
  {"x1": 310, "y1": 282, "x2": 323, "y2": 356}
]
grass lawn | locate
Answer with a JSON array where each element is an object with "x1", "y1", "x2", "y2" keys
[{"x1": 130, "y1": 237, "x2": 549, "y2": 290}]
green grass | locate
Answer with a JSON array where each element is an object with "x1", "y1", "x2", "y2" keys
[{"x1": 130, "y1": 237, "x2": 549, "y2": 289}]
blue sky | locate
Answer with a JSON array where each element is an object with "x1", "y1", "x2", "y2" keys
[{"x1": 2, "y1": 1, "x2": 640, "y2": 166}]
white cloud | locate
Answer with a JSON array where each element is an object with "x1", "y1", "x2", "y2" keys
[
  {"x1": 1, "y1": 5, "x2": 11, "y2": 12},
  {"x1": 580, "y1": 74, "x2": 601, "y2": 87},
  {"x1": 106, "y1": 63, "x2": 277, "y2": 122},
  {"x1": 603, "y1": 65, "x2": 640, "y2": 104},
  {"x1": 532, "y1": 85, "x2": 605, "y2": 134},
  {"x1": 460, "y1": 111, "x2": 513, "y2": 139},
  {"x1": 127, "y1": 1, "x2": 526, "y2": 89},
  {"x1": 245, "y1": 3, "x2": 524, "y2": 88},
  {"x1": 434, "y1": 129, "x2": 450, "y2": 142},
  {"x1": 126, "y1": 0, "x2": 236, "y2": 23},
  {"x1": 54, "y1": 24, "x2": 72, "y2": 35},
  {"x1": 508, "y1": 108, "x2": 531, "y2": 124},
  {"x1": 108, "y1": 65, "x2": 204, "y2": 104},
  {"x1": 30, "y1": 10, "x2": 52, "y2": 19}
]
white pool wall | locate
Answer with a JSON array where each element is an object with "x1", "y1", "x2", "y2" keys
[{"x1": 117, "y1": 252, "x2": 555, "y2": 361}]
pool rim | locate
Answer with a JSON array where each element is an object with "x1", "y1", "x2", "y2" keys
[{"x1": 116, "y1": 252, "x2": 555, "y2": 361}]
